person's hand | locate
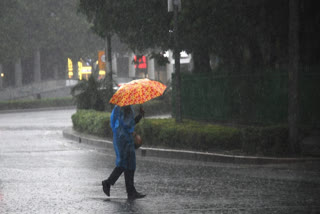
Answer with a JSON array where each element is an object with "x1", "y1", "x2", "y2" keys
[{"x1": 139, "y1": 106, "x2": 145, "y2": 117}]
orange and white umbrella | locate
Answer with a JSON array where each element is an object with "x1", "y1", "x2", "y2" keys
[{"x1": 109, "y1": 78, "x2": 167, "y2": 106}]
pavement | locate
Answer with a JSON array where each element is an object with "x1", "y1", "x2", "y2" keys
[
  {"x1": 1, "y1": 108, "x2": 320, "y2": 213},
  {"x1": 63, "y1": 127, "x2": 320, "y2": 165},
  {"x1": 0, "y1": 106, "x2": 75, "y2": 114}
]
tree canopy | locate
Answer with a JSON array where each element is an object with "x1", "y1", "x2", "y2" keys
[
  {"x1": 79, "y1": 0, "x2": 319, "y2": 73},
  {"x1": 0, "y1": 0, "x2": 103, "y2": 72}
]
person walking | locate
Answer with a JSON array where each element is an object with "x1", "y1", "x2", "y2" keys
[{"x1": 102, "y1": 105, "x2": 146, "y2": 200}]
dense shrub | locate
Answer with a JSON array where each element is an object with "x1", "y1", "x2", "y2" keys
[
  {"x1": 135, "y1": 119, "x2": 242, "y2": 151},
  {"x1": 241, "y1": 125, "x2": 289, "y2": 156},
  {"x1": 72, "y1": 110, "x2": 242, "y2": 152},
  {"x1": 71, "y1": 110, "x2": 292, "y2": 156},
  {"x1": 0, "y1": 97, "x2": 74, "y2": 110},
  {"x1": 71, "y1": 110, "x2": 112, "y2": 137}
]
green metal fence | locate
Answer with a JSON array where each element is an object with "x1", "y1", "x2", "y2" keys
[
  {"x1": 173, "y1": 70, "x2": 320, "y2": 127},
  {"x1": 299, "y1": 71, "x2": 320, "y2": 128}
]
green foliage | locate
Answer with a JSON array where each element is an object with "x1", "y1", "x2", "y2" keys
[
  {"x1": 241, "y1": 125, "x2": 289, "y2": 156},
  {"x1": 149, "y1": 52, "x2": 170, "y2": 67},
  {"x1": 0, "y1": 97, "x2": 74, "y2": 110},
  {"x1": 79, "y1": 0, "x2": 319, "y2": 74},
  {"x1": 72, "y1": 110, "x2": 242, "y2": 152},
  {"x1": 79, "y1": 0, "x2": 171, "y2": 52},
  {"x1": 135, "y1": 119, "x2": 241, "y2": 151},
  {"x1": 71, "y1": 109, "x2": 294, "y2": 156},
  {"x1": 72, "y1": 110, "x2": 111, "y2": 137},
  {"x1": 71, "y1": 75, "x2": 106, "y2": 111}
]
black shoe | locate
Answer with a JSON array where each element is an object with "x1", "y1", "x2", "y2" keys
[
  {"x1": 102, "y1": 180, "x2": 110, "y2": 196},
  {"x1": 127, "y1": 191, "x2": 146, "y2": 200}
]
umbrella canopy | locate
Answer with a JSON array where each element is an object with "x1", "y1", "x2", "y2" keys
[{"x1": 109, "y1": 78, "x2": 167, "y2": 106}]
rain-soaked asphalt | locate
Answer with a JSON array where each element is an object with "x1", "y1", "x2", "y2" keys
[{"x1": 0, "y1": 109, "x2": 319, "y2": 214}]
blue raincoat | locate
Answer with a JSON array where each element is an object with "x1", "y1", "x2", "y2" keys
[{"x1": 110, "y1": 105, "x2": 136, "y2": 170}]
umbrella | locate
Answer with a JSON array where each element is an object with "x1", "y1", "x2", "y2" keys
[{"x1": 109, "y1": 78, "x2": 167, "y2": 106}]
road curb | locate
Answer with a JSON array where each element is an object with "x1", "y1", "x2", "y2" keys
[{"x1": 62, "y1": 127, "x2": 320, "y2": 164}]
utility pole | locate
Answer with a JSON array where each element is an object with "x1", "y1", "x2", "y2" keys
[{"x1": 169, "y1": 0, "x2": 182, "y2": 122}]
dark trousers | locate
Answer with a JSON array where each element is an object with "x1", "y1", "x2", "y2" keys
[
  {"x1": 106, "y1": 167, "x2": 124, "y2": 185},
  {"x1": 106, "y1": 167, "x2": 136, "y2": 195}
]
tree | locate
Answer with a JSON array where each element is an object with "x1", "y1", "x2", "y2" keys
[
  {"x1": 0, "y1": 1, "x2": 29, "y2": 63},
  {"x1": 78, "y1": 0, "x2": 120, "y2": 104},
  {"x1": 0, "y1": 0, "x2": 104, "y2": 85},
  {"x1": 71, "y1": 75, "x2": 106, "y2": 111},
  {"x1": 78, "y1": 1, "x2": 319, "y2": 130},
  {"x1": 76, "y1": 0, "x2": 280, "y2": 73}
]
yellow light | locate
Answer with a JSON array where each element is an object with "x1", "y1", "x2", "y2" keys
[
  {"x1": 78, "y1": 61, "x2": 83, "y2": 80},
  {"x1": 68, "y1": 71, "x2": 73, "y2": 79},
  {"x1": 81, "y1": 66, "x2": 92, "y2": 74},
  {"x1": 99, "y1": 70, "x2": 106, "y2": 75},
  {"x1": 68, "y1": 58, "x2": 73, "y2": 72},
  {"x1": 1, "y1": 73, "x2": 4, "y2": 77}
]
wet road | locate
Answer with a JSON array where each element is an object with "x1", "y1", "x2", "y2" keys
[{"x1": 0, "y1": 109, "x2": 319, "y2": 213}]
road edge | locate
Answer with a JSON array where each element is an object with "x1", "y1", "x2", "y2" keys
[
  {"x1": 0, "y1": 106, "x2": 76, "y2": 114},
  {"x1": 62, "y1": 127, "x2": 320, "y2": 164}
]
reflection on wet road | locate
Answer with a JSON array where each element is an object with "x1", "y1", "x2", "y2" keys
[{"x1": 0, "y1": 109, "x2": 319, "y2": 213}]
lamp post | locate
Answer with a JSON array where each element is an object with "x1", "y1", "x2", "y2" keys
[{"x1": 169, "y1": 0, "x2": 182, "y2": 122}]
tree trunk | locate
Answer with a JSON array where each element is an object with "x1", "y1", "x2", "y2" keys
[
  {"x1": 288, "y1": 0, "x2": 300, "y2": 154},
  {"x1": 73, "y1": 61, "x2": 78, "y2": 80},
  {"x1": 34, "y1": 49, "x2": 41, "y2": 83},
  {"x1": 53, "y1": 65, "x2": 59, "y2": 80},
  {"x1": 0, "y1": 64, "x2": 3, "y2": 89},
  {"x1": 106, "y1": 35, "x2": 113, "y2": 76},
  {"x1": 14, "y1": 58, "x2": 23, "y2": 87},
  {"x1": 106, "y1": 35, "x2": 113, "y2": 110}
]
